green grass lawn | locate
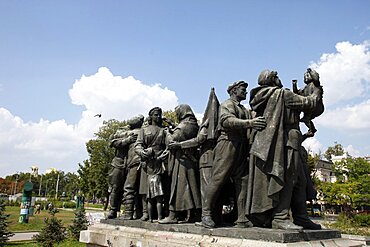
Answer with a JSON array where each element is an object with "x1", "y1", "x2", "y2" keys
[
  {"x1": 5, "y1": 206, "x2": 85, "y2": 246},
  {"x1": 6, "y1": 206, "x2": 76, "y2": 232}
]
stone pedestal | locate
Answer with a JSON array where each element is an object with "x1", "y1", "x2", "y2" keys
[{"x1": 80, "y1": 220, "x2": 364, "y2": 247}]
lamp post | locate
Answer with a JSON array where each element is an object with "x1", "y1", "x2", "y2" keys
[
  {"x1": 13, "y1": 173, "x2": 19, "y2": 195},
  {"x1": 55, "y1": 173, "x2": 60, "y2": 200},
  {"x1": 38, "y1": 175, "x2": 43, "y2": 196}
]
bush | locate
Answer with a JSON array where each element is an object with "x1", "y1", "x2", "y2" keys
[
  {"x1": 33, "y1": 208, "x2": 67, "y2": 247},
  {"x1": 329, "y1": 212, "x2": 370, "y2": 236},
  {"x1": 63, "y1": 201, "x2": 76, "y2": 208},
  {"x1": 52, "y1": 200, "x2": 76, "y2": 209},
  {"x1": 0, "y1": 200, "x2": 14, "y2": 247},
  {"x1": 354, "y1": 214, "x2": 370, "y2": 227},
  {"x1": 69, "y1": 207, "x2": 89, "y2": 240},
  {"x1": 6, "y1": 200, "x2": 20, "y2": 207}
]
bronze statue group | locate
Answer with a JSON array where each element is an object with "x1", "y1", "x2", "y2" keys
[{"x1": 106, "y1": 68, "x2": 324, "y2": 231}]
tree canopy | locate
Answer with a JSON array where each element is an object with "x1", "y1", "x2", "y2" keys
[{"x1": 323, "y1": 142, "x2": 345, "y2": 161}]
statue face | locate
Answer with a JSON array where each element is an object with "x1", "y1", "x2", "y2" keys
[
  {"x1": 234, "y1": 85, "x2": 247, "y2": 101},
  {"x1": 150, "y1": 111, "x2": 162, "y2": 124},
  {"x1": 267, "y1": 71, "x2": 283, "y2": 88},
  {"x1": 304, "y1": 72, "x2": 312, "y2": 84}
]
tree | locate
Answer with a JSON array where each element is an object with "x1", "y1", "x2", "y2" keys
[
  {"x1": 0, "y1": 201, "x2": 13, "y2": 246},
  {"x1": 62, "y1": 172, "x2": 80, "y2": 199},
  {"x1": 307, "y1": 152, "x2": 321, "y2": 183},
  {"x1": 69, "y1": 207, "x2": 89, "y2": 240},
  {"x1": 332, "y1": 157, "x2": 370, "y2": 208},
  {"x1": 0, "y1": 178, "x2": 13, "y2": 195},
  {"x1": 78, "y1": 119, "x2": 127, "y2": 204},
  {"x1": 318, "y1": 157, "x2": 370, "y2": 211},
  {"x1": 324, "y1": 142, "x2": 345, "y2": 161},
  {"x1": 33, "y1": 208, "x2": 66, "y2": 247},
  {"x1": 77, "y1": 160, "x2": 92, "y2": 198}
]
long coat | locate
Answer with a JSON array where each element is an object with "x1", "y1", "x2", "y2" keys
[{"x1": 167, "y1": 105, "x2": 201, "y2": 211}]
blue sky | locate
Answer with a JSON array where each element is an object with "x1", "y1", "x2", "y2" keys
[{"x1": 0, "y1": 1, "x2": 369, "y2": 177}]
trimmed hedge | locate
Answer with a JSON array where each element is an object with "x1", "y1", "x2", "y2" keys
[{"x1": 354, "y1": 214, "x2": 370, "y2": 227}]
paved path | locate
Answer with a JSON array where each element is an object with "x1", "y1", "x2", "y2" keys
[{"x1": 8, "y1": 232, "x2": 39, "y2": 242}]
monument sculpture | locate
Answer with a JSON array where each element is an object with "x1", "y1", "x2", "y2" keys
[
  {"x1": 167, "y1": 89, "x2": 219, "y2": 216},
  {"x1": 201, "y1": 81, "x2": 266, "y2": 228},
  {"x1": 107, "y1": 123, "x2": 132, "y2": 219},
  {"x1": 246, "y1": 70, "x2": 322, "y2": 230},
  {"x1": 81, "y1": 69, "x2": 349, "y2": 247},
  {"x1": 135, "y1": 107, "x2": 168, "y2": 222},
  {"x1": 120, "y1": 115, "x2": 145, "y2": 220},
  {"x1": 159, "y1": 104, "x2": 201, "y2": 224},
  {"x1": 293, "y1": 68, "x2": 324, "y2": 136}
]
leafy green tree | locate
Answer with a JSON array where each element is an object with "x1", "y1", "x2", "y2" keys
[
  {"x1": 77, "y1": 160, "x2": 91, "y2": 198},
  {"x1": 324, "y1": 142, "x2": 345, "y2": 161},
  {"x1": 333, "y1": 157, "x2": 370, "y2": 207},
  {"x1": 78, "y1": 119, "x2": 127, "y2": 204},
  {"x1": 319, "y1": 157, "x2": 370, "y2": 212},
  {"x1": 0, "y1": 201, "x2": 13, "y2": 246},
  {"x1": 69, "y1": 207, "x2": 89, "y2": 240},
  {"x1": 62, "y1": 172, "x2": 80, "y2": 199},
  {"x1": 307, "y1": 152, "x2": 321, "y2": 183},
  {"x1": 163, "y1": 110, "x2": 179, "y2": 126},
  {"x1": 33, "y1": 208, "x2": 66, "y2": 247}
]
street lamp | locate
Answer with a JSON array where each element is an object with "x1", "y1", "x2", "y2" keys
[
  {"x1": 38, "y1": 175, "x2": 43, "y2": 196},
  {"x1": 55, "y1": 172, "x2": 60, "y2": 200},
  {"x1": 13, "y1": 172, "x2": 19, "y2": 195}
]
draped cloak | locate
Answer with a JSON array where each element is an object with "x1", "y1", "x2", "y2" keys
[{"x1": 246, "y1": 86, "x2": 286, "y2": 215}]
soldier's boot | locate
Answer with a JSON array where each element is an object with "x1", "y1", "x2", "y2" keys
[
  {"x1": 107, "y1": 188, "x2": 122, "y2": 219},
  {"x1": 293, "y1": 214, "x2": 321, "y2": 230},
  {"x1": 140, "y1": 196, "x2": 149, "y2": 221},
  {"x1": 120, "y1": 203, "x2": 134, "y2": 220},
  {"x1": 107, "y1": 210, "x2": 117, "y2": 219},
  {"x1": 272, "y1": 209, "x2": 303, "y2": 231},
  {"x1": 201, "y1": 215, "x2": 216, "y2": 228}
]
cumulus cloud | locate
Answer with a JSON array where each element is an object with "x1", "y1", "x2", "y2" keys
[
  {"x1": 310, "y1": 41, "x2": 370, "y2": 107},
  {"x1": 0, "y1": 108, "x2": 87, "y2": 176},
  {"x1": 309, "y1": 41, "x2": 370, "y2": 136},
  {"x1": 316, "y1": 99, "x2": 370, "y2": 132},
  {"x1": 0, "y1": 67, "x2": 178, "y2": 176},
  {"x1": 69, "y1": 67, "x2": 178, "y2": 122},
  {"x1": 302, "y1": 137, "x2": 324, "y2": 155},
  {"x1": 344, "y1": 145, "x2": 361, "y2": 157}
]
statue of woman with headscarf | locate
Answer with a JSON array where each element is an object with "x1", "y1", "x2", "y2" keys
[{"x1": 159, "y1": 104, "x2": 202, "y2": 224}]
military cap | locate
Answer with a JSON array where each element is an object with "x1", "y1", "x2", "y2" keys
[
  {"x1": 148, "y1": 107, "x2": 162, "y2": 116},
  {"x1": 227, "y1": 80, "x2": 248, "y2": 94}
]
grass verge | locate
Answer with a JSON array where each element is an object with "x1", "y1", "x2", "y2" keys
[{"x1": 6, "y1": 206, "x2": 75, "y2": 232}]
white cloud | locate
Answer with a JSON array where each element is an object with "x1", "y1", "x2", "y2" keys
[
  {"x1": 310, "y1": 41, "x2": 370, "y2": 107},
  {"x1": 0, "y1": 67, "x2": 178, "y2": 177},
  {"x1": 308, "y1": 41, "x2": 370, "y2": 137},
  {"x1": 302, "y1": 137, "x2": 324, "y2": 155},
  {"x1": 344, "y1": 145, "x2": 361, "y2": 157},
  {"x1": 69, "y1": 67, "x2": 178, "y2": 122},
  {"x1": 0, "y1": 108, "x2": 86, "y2": 176},
  {"x1": 316, "y1": 99, "x2": 370, "y2": 132}
]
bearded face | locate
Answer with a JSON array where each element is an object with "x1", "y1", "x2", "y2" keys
[
  {"x1": 233, "y1": 85, "x2": 247, "y2": 101},
  {"x1": 268, "y1": 71, "x2": 283, "y2": 88},
  {"x1": 304, "y1": 71, "x2": 312, "y2": 84}
]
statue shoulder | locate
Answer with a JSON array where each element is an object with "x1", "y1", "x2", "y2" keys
[{"x1": 220, "y1": 99, "x2": 235, "y2": 109}]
